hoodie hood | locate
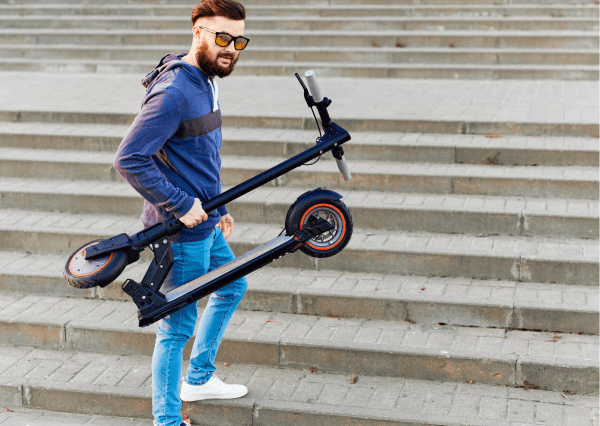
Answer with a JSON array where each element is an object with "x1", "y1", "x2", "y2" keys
[
  {"x1": 140, "y1": 53, "x2": 219, "y2": 112},
  {"x1": 141, "y1": 53, "x2": 212, "y2": 89},
  {"x1": 141, "y1": 53, "x2": 184, "y2": 88}
]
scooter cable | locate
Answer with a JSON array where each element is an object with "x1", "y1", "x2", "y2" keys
[{"x1": 303, "y1": 107, "x2": 322, "y2": 166}]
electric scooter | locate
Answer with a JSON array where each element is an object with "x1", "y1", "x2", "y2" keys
[{"x1": 63, "y1": 71, "x2": 353, "y2": 328}]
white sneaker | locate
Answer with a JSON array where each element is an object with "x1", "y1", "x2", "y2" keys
[{"x1": 180, "y1": 375, "x2": 248, "y2": 402}]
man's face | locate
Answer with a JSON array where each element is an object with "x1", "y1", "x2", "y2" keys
[{"x1": 194, "y1": 16, "x2": 245, "y2": 78}]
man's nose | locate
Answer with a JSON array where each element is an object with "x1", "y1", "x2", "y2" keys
[{"x1": 224, "y1": 41, "x2": 236, "y2": 54}]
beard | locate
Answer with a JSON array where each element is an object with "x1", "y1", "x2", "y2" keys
[{"x1": 195, "y1": 41, "x2": 238, "y2": 78}]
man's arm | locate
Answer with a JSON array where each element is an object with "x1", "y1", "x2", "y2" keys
[{"x1": 113, "y1": 88, "x2": 201, "y2": 224}]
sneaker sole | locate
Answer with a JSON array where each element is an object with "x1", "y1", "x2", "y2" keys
[{"x1": 179, "y1": 390, "x2": 248, "y2": 402}]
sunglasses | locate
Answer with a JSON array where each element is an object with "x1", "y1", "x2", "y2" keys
[{"x1": 196, "y1": 26, "x2": 250, "y2": 51}]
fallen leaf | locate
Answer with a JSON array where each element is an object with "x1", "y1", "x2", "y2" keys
[
  {"x1": 395, "y1": 42, "x2": 404, "y2": 48},
  {"x1": 327, "y1": 311, "x2": 343, "y2": 319},
  {"x1": 308, "y1": 367, "x2": 319, "y2": 374},
  {"x1": 521, "y1": 381, "x2": 540, "y2": 390},
  {"x1": 350, "y1": 376, "x2": 359, "y2": 384},
  {"x1": 485, "y1": 134, "x2": 501, "y2": 139},
  {"x1": 265, "y1": 320, "x2": 275, "y2": 322},
  {"x1": 545, "y1": 332, "x2": 562, "y2": 342},
  {"x1": 182, "y1": 414, "x2": 192, "y2": 424},
  {"x1": 223, "y1": 362, "x2": 230, "y2": 366},
  {"x1": 5, "y1": 408, "x2": 13, "y2": 412}
]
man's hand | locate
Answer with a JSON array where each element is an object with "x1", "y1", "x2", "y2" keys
[
  {"x1": 179, "y1": 198, "x2": 208, "y2": 228},
  {"x1": 217, "y1": 213, "x2": 234, "y2": 239}
]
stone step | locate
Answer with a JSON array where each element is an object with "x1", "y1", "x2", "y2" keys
[
  {"x1": 0, "y1": 148, "x2": 596, "y2": 199},
  {"x1": 0, "y1": 406, "x2": 152, "y2": 426},
  {"x1": 0, "y1": 209, "x2": 597, "y2": 284},
  {"x1": 0, "y1": 177, "x2": 597, "y2": 238},
  {"x1": 4, "y1": 107, "x2": 594, "y2": 139},
  {"x1": 2, "y1": 15, "x2": 598, "y2": 31},
  {"x1": 1, "y1": 75, "x2": 596, "y2": 137},
  {"x1": 2, "y1": 106, "x2": 595, "y2": 137},
  {"x1": 0, "y1": 294, "x2": 596, "y2": 395},
  {"x1": 2, "y1": 57, "x2": 597, "y2": 80},
  {"x1": 0, "y1": 29, "x2": 596, "y2": 49},
  {"x1": 2, "y1": 45, "x2": 598, "y2": 67},
  {"x1": 0, "y1": 4, "x2": 597, "y2": 18},
  {"x1": 0, "y1": 345, "x2": 597, "y2": 425},
  {"x1": 0, "y1": 250, "x2": 597, "y2": 334},
  {"x1": 0, "y1": 122, "x2": 598, "y2": 167}
]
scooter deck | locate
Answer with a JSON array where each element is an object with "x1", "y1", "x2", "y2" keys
[
  {"x1": 165, "y1": 235, "x2": 293, "y2": 302},
  {"x1": 128, "y1": 233, "x2": 304, "y2": 327}
]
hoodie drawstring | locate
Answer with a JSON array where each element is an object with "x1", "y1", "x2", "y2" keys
[{"x1": 208, "y1": 78, "x2": 219, "y2": 112}]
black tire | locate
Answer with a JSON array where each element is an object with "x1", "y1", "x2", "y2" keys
[
  {"x1": 63, "y1": 239, "x2": 129, "y2": 289},
  {"x1": 285, "y1": 196, "x2": 353, "y2": 258}
]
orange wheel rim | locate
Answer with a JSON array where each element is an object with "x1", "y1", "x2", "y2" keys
[{"x1": 68, "y1": 242, "x2": 114, "y2": 277}]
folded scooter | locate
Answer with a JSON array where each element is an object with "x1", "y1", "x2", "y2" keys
[{"x1": 63, "y1": 71, "x2": 353, "y2": 327}]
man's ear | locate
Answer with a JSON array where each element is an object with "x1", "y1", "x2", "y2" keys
[{"x1": 192, "y1": 24, "x2": 201, "y2": 39}]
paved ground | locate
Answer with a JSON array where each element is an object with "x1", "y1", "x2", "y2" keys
[
  {"x1": 0, "y1": 406, "x2": 152, "y2": 425},
  {"x1": 0, "y1": 345, "x2": 597, "y2": 426},
  {"x1": 0, "y1": 72, "x2": 597, "y2": 124}
]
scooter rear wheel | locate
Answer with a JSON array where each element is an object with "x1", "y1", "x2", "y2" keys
[
  {"x1": 285, "y1": 196, "x2": 353, "y2": 258},
  {"x1": 63, "y1": 239, "x2": 128, "y2": 289}
]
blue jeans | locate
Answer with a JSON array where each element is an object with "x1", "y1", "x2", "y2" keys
[{"x1": 152, "y1": 227, "x2": 248, "y2": 426}]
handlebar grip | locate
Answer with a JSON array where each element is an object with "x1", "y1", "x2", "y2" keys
[
  {"x1": 304, "y1": 70, "x2": 323, "y2": 103},
  {"x1": 335, "y1": 155, "x2": 352, "y2": 181}
]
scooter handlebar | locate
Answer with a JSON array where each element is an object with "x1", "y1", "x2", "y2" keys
[
  {"x1": 304, "y1": 70, "x2": 323, "y2": 103},
  {"x1": 303, "y1": 70, "x2": 352, "y2": 181},
  {"x1": 335, "y1": 155, "x2": 352, "y2": 181}
]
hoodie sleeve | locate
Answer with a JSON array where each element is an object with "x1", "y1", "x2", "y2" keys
[{"x1": 114, "y1": 87, "x2": 195, "y2": 219}]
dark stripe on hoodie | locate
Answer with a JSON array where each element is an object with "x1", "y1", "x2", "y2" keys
[{"x1": 175, "y1": 109, "x2": 222, "y2": 139}]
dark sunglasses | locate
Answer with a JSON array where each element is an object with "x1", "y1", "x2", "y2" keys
[{"x1": 197, "y1": 26, "x2": 250, "y2": 51}]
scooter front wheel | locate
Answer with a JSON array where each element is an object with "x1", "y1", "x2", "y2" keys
[
  {"x1": 63, "y1": 239, "x2": 128, "y2": 289},
  {"x1": 285, "y1": 196, "x2": 353, "y2": 258}
]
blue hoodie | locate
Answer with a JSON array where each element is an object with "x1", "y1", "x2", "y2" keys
[{"x1": 114, "y1": 53, "x2": 228, "y2": 242}]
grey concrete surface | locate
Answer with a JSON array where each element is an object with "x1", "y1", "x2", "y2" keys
[
  {"x1": 0, "y1": 406, "x2": 152, "y2": 426},
  {"x1": 0, "y1": 253, "x2": 598, "y2": 333},
  {"x1": 0, "y1": 209, "x2": 598, "y2": 284},
  {"x1": 0, "y1": 73, "x2": 597, "y2": 127},
  {"x1": 0, "y1": 345, "x2": 596, "y2": 425},
  {"x1": 0, "y1": 177, "x2": 597, "y2": 238},
  {"x1": 0, "y1": 294, "x2": 596, "y2": 393}
]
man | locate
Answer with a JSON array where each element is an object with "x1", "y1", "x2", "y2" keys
[{"x1": 113, "y1": 1, "x2": 250, "y2": 425}]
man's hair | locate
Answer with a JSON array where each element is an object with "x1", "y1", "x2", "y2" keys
[{"x1": 191, "y1": 0, "x2": 245, "y2": 25}]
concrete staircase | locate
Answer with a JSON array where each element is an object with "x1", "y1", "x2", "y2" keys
[
  {"x1": 0, "y1": 0, "x2": 597, "y2": 79},
  {"x1": 0, "y1": 77, "x2": 598, "y2": 423},
  {"x1": 0, "y1": 0, "x2": 598, "y2": 424}
]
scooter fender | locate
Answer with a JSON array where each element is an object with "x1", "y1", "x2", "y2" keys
[
  {"x1": 285, "y1": 188, "x2": 343, "y2": 233},
  {"x1": 291, "y1": 187, "x2": 343, "y2": 206}
]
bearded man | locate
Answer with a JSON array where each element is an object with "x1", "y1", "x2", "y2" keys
[{"x1": 113, "y1": 1, "x2": 250, "y2": 425}]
